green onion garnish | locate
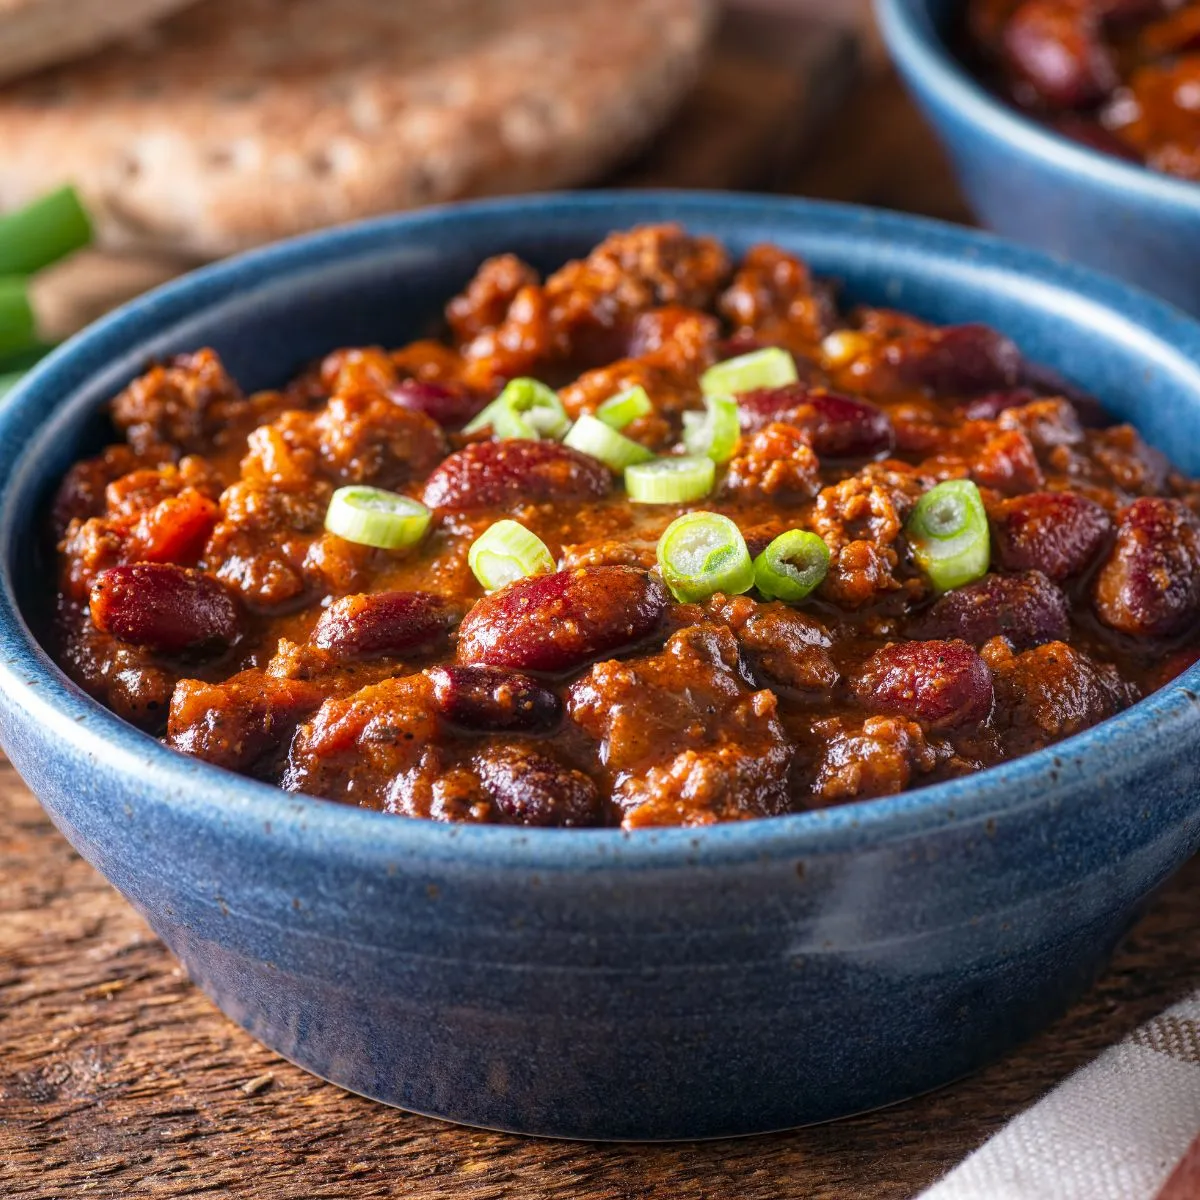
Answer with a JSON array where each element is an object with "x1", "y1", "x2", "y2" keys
[
  {"x1": 468, "y1": 519, "x2": 555, "y2": 591},
  {"x1": 564, "y1": 413, "x2": 654, "y2": 470},
  {"x1": 656, "y1": 511, "x2": 754, "y2": 603},
  {"x1": 682, "y1": 394, "x2": 740, "y2": 464},
  {"x1": 700, "y1": 347, "x2": 798, "y2": 398},
  {"x1": 0, "y1": 186, "x2": 93, "y2": 277},
  {"x1": 0, "y1": 277, "x2": 36, "y2": 357},
  {"x1": 595, "y1": 385, "x2": 653, "y2": 430},
  {"x1": 325, "y1": 486, "x2": 432, "y2": 550},
  {"x1": 906, "y1": 479, "x2": 990, "y2": 593},
  {"x1": 464, "y1": 377, "x2": 570, "y2": 441},
  {"x1": 753, "y1": 529, "x2": 830, "y2": 603},
  {"x1": 625, "y1": 455, "x2": 715, "y2": 504}
]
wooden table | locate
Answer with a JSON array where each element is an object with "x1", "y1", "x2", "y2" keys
[{"x1": 4, "y1": 36, "x2": 1194, "y2": 1200}]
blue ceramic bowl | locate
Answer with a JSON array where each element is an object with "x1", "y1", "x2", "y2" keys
[
  {"x1": 876, "y1": 0, "x2": 1200, "y2": 316},
  {"x1": 4, "y1": 192, "x2": 1200, "y2": 1140}
]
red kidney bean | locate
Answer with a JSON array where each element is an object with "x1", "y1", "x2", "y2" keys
[
  {"x1": 908, "y1": 571, "x2": 1070, "y2": 651},
  {"x1": 457, "y1": 566, "x2": 668, "y2": 673},
  {"x1": 737, "y1": 385, "x2": 895, "y2": 459},
  {"x1": 992, "y1": 491, "x2": 1113, "y2": 581},
  {"x1": 474, "y1": 745, "x2": 604, "y2": 827},
  {"x1": 427, "y1": 665, "x2": 562, "y2": 733},
  {"x1": 893, "y1": 324, "x2": 1023, "y2": 396},
  {"x1": 853, "y1": 639, "x2": 994, "y2": 728},
  {"x1": 1093, "y1": 498, "x2": 1200, "y2": 637},
  {"x1": 960, "y1": 388, "x2": 1037, "y2": 422},
  {"x1": 89, "y1": 563, "x2": 241, "y2": 653},
  {"x1": 422, "y1": 439, "x2": 613, "y2": 510},
  {"x1": 310, "y1": 591, "x2": 455, "y2": 659},
  {"x1": 388, "y1": 378, "x2": 486, "y2": 429},
  {"x1": 1003, "y1": 1, "x2": 1117, "y2": 109}
]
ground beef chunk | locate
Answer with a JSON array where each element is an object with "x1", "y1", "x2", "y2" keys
[
  {"x1": 983, "y1": 638, "x2": 1137, "y2": 751},
  {"x1": 723, "y1": 423, "x2": 821, "y2": 500},
  {"x1": 812, "y1": 465, "x2": 925, "y2": 608},
  {"x1": 110, "y1": 349, "x2": 245, "y2": 454},
  {"x1": 718, "y1": 243, "x2": 836, "y2": 348},
  {"x1": 809, "y1": 716, "x2": 939, "y2": 802},
  {"x1": 705, "y1": 593, "x2": 839, "y2": 692},
  {"x1": 569, "y1": 623, "x2": 793, "y2": 827},
  {"x1": 447, "y1": 254, "x2": 540, "y2": 345}
]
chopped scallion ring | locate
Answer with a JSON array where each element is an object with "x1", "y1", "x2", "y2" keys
[
  {"x1": 464, "y1": 377, "x2": 570, "y2": 441},
  {"x1": 625, "y1": 455, "x2": 715, "y2": 504},
  {"x1": 700, "y1": 347, "x2": 798, "y2": 398},
  {"x1": 468, "y1": 520, "x2": 555, "y2": 591},
  {"x1": 906, "y1": 479, "x2": 990, "y2": 593},
  {"x1": 325, "y1": 486, "x2": 432, "y2": 550},
  {"x1": 656, "y1": 511, "x2": 754, "y2": 603},
  {"x1": 0, "y1": 186, "x2": 92, "y2": 277},
  {"x1": 564, "y1": 413, "x2": 653, "y2": 470},
  {"x1": 0, "y1": 277, "x2": 35, "y2": 358},
  {"x1": 595, "y1": 385, "x2": 653, "y2": 430},
  {"x1": 682, "y1": 394, "x2": 740, "y2": 464},
  {"x1": 753, "y1": 530, "x2": 830, "y2": 603}
]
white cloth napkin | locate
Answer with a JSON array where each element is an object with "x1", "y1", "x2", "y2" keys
[{"x1": 918, "y1": 993, "x2": 1200, "y2": 1200}]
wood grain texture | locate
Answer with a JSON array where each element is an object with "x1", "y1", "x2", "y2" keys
[{"x1": 5, "y1": 757, "x2": 1200, "y2": 1200}]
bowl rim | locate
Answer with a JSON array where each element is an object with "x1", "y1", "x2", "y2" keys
[
  {"x1": 873, "y1": 0, "x2": 1200, "y2": 214},
  {"x1": 4, "y1": 188, "x2": 1200, "y2": 871}
]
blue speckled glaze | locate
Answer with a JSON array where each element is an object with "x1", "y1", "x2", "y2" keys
[
  {"x1": 3, "y1": 193, "x2": 1200, "y2": 1140},
  {"x1": 875, "y1": 0, "x2": 1200, "y2": 316}
]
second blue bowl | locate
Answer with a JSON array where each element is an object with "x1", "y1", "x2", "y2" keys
[{"x1": 876, "y1": 0, "x2": 1200, "y2": 316}]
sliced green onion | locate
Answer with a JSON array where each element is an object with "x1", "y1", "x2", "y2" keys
[
  {"x1": 906, "y1": 479, "x2": 990, "y2": 593},
  {"x1": 682, "y1": 394, "x2": 740, "y2": 464},
  {"x1": 625, "y1": 455, "x2": 715, "y2": 504},
  {"x1": 753, "y1": 530, "x2": 830, "y2": 603},
  {"x1": 464, "y1": 377, "x2": 569, "y2": 441},
  {"x1": 564, "y1": 413, "x2": 653, "y2": 470},
  {"x1": 325, "y1": 486, "x2": 431, "y2": 550},
  {"x1": 700, "y1": 347, "x2": 798, "y2": 398},
  {"x1": 468, "y1": 519, "x2": 555, "y2": 591},
  {"x1": 595, "y1": 385, "x2": 653, "y2": 430},
  {"x1": 656, "y1": 511, "x2": 754, "y2": 603},
  {"x1": 0, "y1": 277, "x2": 36, "y2": 358},
  {"x1": 0, "y1": 186, "x2": 92, "y2": 277}
]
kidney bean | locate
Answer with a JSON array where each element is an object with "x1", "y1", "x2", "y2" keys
[
  {"x1": 737, "y1": 385, "x2": 895, "y2": 459},
  {"x1": 853, "y1": 639, "x2": 994, "y2": 728},
  {"x1": 89, "y1": 563, "x2": 241, "y2": 654},
  {"x1": 310, "y1": 591, "x2": 456, "y2": 659},
  {"x1": 474, "y1": 744, "x2": 604, "y2": 827},
  {"x1": 908, "y1": 571, "x2": 1071, "y2": 651},
  {"x1": 427, "y1": 665, "x2": 562, "y2": 733},
  {"x1": 1093, "y1": 498, "x2": 1200, "y2": 637},
  {"x1": 388, "y1": 378, "x2": 486, "y2": 429},
  {"x1": 457, "y1": 566, "x2": 668, "y2": 673},
  {"x1": 893, "y1": 324, "x2": 1023, "y2": 396},
  {"x1": 992, "y1": 491, "x2": 1113, "y2": 581},
  {"x1": 422, "y1": 439, "x2": 613, "y2": 511},
  {"x1": 1003, "y1": 1, "x2": 1117, "y2": 109}
]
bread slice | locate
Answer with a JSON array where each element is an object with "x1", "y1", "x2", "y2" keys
[{"x1": 0, "y1": 0, "x2": 714, "y2": 258}]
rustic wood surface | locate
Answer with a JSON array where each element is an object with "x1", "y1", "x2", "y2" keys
[
  {"x1": 4, "y1": 10, "x2": 1193, "y2": 1199},
  {"x1": 6, "y1": 763, "x2": 1200, "y2": 1200}
]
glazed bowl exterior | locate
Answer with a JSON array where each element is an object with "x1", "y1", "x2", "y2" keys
[
  {"x1": 875, "y1": 0, "x2": 1200, "y2": 317},
  {"x1": 3, "y1": 193, "x2": 1200, "y2": 1140}
]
